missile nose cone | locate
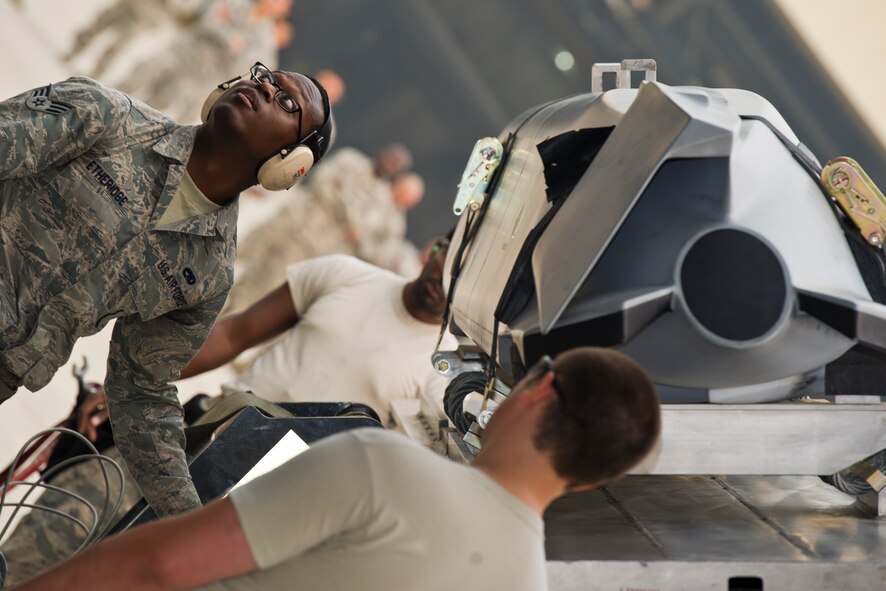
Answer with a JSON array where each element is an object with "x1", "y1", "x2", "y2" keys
[{"x1": 678, "y1": 227, "x2": 790, "y2": 345}]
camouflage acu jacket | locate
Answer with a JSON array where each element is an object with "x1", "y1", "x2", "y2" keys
[{"x1": 0, "y1": 77, "x2": 237, "y2": 516}]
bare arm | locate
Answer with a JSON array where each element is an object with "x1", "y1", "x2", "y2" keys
[
  {"x1": 13, "y1": 498, "x2": 256, "y2": 591},
  {"x1": 179, "y1": 283, "x2": 298, "y2": 379}
]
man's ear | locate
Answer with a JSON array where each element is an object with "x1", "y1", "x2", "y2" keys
[{"x1": 523, "y1": 372, "x2": 557, "y2": 404}]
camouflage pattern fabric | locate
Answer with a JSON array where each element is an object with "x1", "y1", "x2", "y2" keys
[
  {"x1": 0, "y1": 447, "x2": 142, "y2": 588},
  {"x1": 0, "y1": 78, "x2": 237, "y2": 516}
]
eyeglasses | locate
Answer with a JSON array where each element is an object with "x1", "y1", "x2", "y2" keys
[
  {"x1": 523, "y1": 355, "x2": 567, "y2": 408},
  {"x1": 250, "y1": 62, "x2": 303, "y2": 141}
]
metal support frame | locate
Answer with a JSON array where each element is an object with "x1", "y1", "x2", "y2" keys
[
  {"x1": 631, "y1": 400, "x2": 886, "y2": 516},
  {"x1": 434, "y1": 398, "x2": 886, "y2": 515},
  {"x1": 390, "y1": 399, "x2": 448, "y2": 456},
  {"x1": 634, "y1": 400, "x2": 886, "y2": 475},
  {"x1": 591, "y1": 58, "x2": 657, "y2": 93}
]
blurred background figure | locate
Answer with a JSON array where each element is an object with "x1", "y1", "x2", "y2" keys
[
  {"x1": 314, "y1": 68, "x2": 346, "y2": 105},
  {"x1": 115, "y1": 0, "x2": 295, "y2": 123},
  {"x1": 355, "y1": 170, "x2": 424, "y2": 274},
  {"x1": 63, "y1": 0, "x2": 203, "y2": 78},
  {"x1": 224, "y1": 143, "x2": 425, "y2": 315}
]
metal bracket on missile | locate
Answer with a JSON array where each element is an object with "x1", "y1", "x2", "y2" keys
[
  {"x1": 591, "y1": 58, "x2": 657, "y2": 93},
  {"x1": 453, "y1": 137, "x2": 504, "y2": 215},
  {"x1": 460, "y1": 377, "x2": 511, "y2": 452},
  {"x1": 431, "y1": 348, "x2": 486, "y2": 378},
  {"x1": 821, "y1": 156, "x2": 886, "y2": 247}
]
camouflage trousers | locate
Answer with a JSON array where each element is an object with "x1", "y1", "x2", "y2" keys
[{"x1": 0, "y1": 447, "x2": 141, "y2": 587}]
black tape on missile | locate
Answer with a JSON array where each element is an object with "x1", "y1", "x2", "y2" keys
[{"x1": 495, "y1": 127, "x2": 613, "y2": 326}]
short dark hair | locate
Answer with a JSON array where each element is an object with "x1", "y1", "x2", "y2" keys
[
  {"x1": 532, "y1": 347, "x2": 660, "y2": 488},
  {"x1": 303, "y1": 76, "x2": 334, "y2": 161}
]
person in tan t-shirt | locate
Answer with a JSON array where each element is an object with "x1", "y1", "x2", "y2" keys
[{"x1": 14, "y1": 347, "x2": 661, "y2": 591}]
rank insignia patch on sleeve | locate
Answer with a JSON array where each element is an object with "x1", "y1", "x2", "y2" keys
[{"x1": 26, "y1": 85, "x2": 73, "y2": 115}]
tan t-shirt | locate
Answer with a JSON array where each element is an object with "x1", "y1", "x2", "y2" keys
[
  {"x1": 223, "y1": 255, "x2": 456, "y2": 417},
  {"x1": 201, "y1": 429, "x2": 547, "y2": 591},
  {"x1": 156, "y1": 169, "x2": 221, "y2": 229}
]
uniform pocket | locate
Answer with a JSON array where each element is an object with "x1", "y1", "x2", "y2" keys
[
  {"x1": 0, "y1": 192, "x2": 70, "y2": 268},
  {"x1": 0, "y1": 190, "x2": 118, "y2": 289},
  {"x1": 129, "y1": 262, "x2": 194, "y2": 321},
  {"x1": 129, "y1": 267, "x2": 171, "y2": 322}
]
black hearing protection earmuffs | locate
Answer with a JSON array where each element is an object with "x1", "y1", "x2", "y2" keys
[{"x1": 200, "y1": 71, "x2": 335, "y2": 191}]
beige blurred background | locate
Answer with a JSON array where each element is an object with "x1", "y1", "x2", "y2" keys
[{"x1": 776, "y1": 0, "x2": 886, "y2": 148}]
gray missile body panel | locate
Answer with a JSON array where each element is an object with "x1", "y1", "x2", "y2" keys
[{"x1": 447, "y1": 81, "x2": 885, "y2": 402}]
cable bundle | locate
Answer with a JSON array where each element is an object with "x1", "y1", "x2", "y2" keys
[{"x1": 0, "y1": 428, "x2": 125, "y2": 588}]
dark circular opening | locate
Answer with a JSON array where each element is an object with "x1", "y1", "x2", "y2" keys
[{"x1": 680, "y1": 228, "x2": 787, "y2": 342}]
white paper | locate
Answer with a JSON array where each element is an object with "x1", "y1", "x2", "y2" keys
[{"x1": 229, "y1": 430, "x2": 310, "y2": 491}]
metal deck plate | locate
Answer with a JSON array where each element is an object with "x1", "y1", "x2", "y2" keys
[{"x1": 544, "y1": 474, "x2": 886, "y2": 589}]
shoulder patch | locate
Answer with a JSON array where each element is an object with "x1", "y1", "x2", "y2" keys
[{"x1": 26, "y1": 84, "x2": 73, "y2": 116}]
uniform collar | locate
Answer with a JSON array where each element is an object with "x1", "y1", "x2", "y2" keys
[
  {"x1": 152, "y1": 124, "x2": 198, "y2": 164},
  {"x1": 155, "y1": 196, "x2": 239, "y2": 237},
  {"x1": 150, "y1": 123, "x2": 239, "y2": 238}
]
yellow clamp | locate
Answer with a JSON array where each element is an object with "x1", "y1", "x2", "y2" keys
[{"x1": 821, "y1": 156, "x2": 886, "y2": 247}]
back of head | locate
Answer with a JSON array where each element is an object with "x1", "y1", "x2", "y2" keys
[
  {"x1": 375, "y1": 143, "x2": 413, "y2": 179},
  {"x1": 390, "y1": 172, "x2": 425, "y2": 211},
  {"x1": 300, "y1": 75, "x2": 336, "y2": 163},
  {"x1": 533, "y1": 347, "x2": 660, "y2": 488}
]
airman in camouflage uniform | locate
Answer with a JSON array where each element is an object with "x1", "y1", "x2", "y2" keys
[
  {"x1": 118, "y1": 0, "x2": 289, "y2": 123},
  {"x1": 63, "y1": 0, "x2": 205, "y2": 78},
  {"x1": 0, "y1": 71, "x2": 331, "y2": 516}
]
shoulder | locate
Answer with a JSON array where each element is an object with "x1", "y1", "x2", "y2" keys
[
  {"x1": 286, "y1": 254, "x2": 394, "y2": 285},
  {"x1": 344, "y1": 429, "x2": 453, "y2": 485},
  {"x1": 51, "y1": 77, "x2": 131, "y2": 121},
  {"x1": 284, "y1": 255, "x2": 400, "y2": 311},
  {"x1": 296, "y1": 429, "x2": 412, "y2": 469},
  {"x1": 346, "y1": 428, "x2": 427, "y2": 458}
]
